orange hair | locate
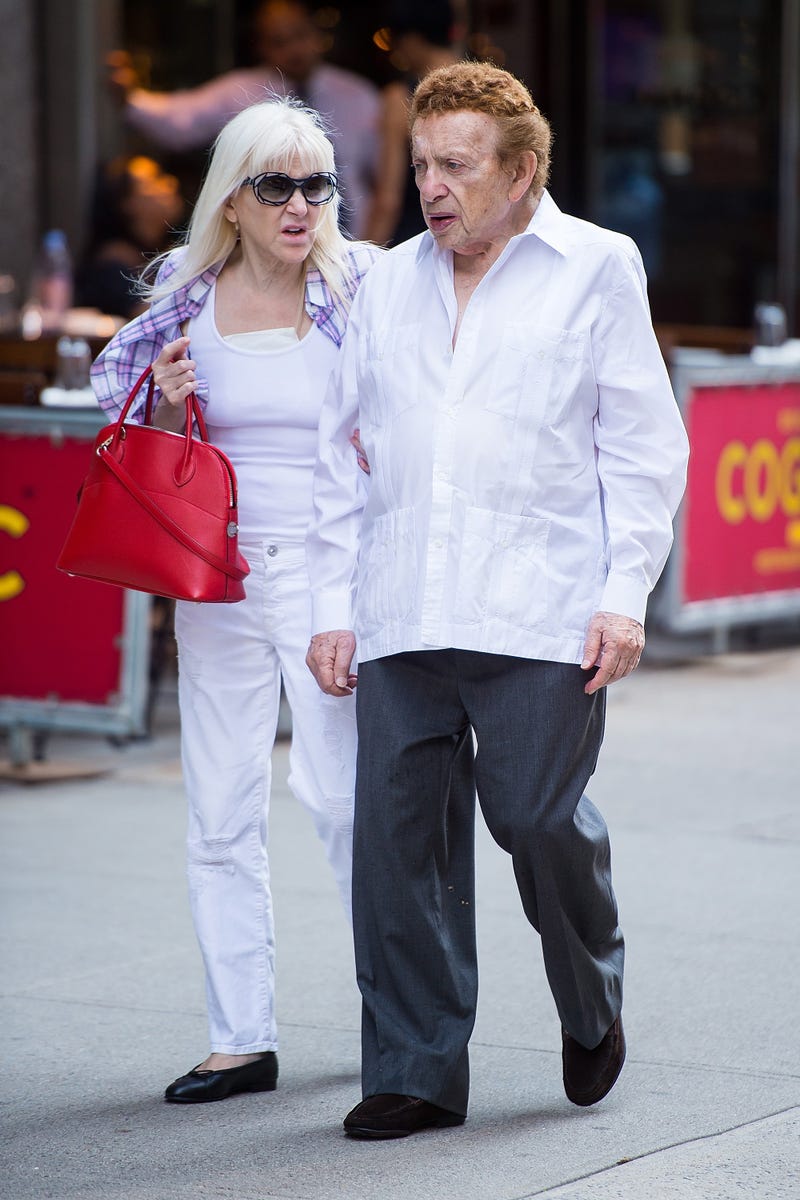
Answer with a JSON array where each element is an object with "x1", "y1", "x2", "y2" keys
[{"x1": 410, "y1": 61, "x2": 552, "y2": 196}]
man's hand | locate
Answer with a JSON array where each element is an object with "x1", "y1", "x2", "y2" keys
[
  {"x1": 306, "y1": 630, "x2": 358, "y2": 696},
  {"x1": 581, "y1": 611, "x2": 645, "y2": 695}
]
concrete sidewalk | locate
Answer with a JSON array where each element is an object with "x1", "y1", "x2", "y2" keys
[{"x1": 1, "y1": 647, "x2": 799, "y2": 1199}]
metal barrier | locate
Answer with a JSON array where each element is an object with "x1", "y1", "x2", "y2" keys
[
  {"x1": 0, "y1": 406, "x2": 150, "y2": 766},
  {"x1": 653, "y1": 350, "x2": 800, "y2": 641}
]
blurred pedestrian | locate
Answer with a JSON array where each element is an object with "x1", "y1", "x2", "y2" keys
[
  {"x1": 306, "y1": 61, "x2": 689, "y2": 1138},
  {"x1": 364, "y1": 0, "x2": 459, "y2": 246},
  {"x1": 92, "y1": 99, "x2": 381, "y2": 1103},
  {"x1": 76, "y1": 155, "x2": 184, "y2": 320},
  {"x1": 107, "y1": 1, "x2": 379, "y2": 236}
]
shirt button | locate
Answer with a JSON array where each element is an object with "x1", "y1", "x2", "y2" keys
[
  {"x1": 434, "y1": 539, "x2": 444, "y2": 549},
  {"x1": 267, "y1": 544, "x2": 278, "y2": 557}
]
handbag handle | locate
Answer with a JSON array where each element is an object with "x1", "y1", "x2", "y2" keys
[
  {"x1": 96, "y1": 441, "x2": 248, "y2": 582},
  {"x1": 141, "y1": 367, "x2": 211, "y2": 440},
  {"x1": 113, "y1": 364, "x2": 210, "y2": 485}
]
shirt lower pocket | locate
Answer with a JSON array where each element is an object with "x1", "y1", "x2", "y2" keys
[
  {"x1": 453, "y1": 507, "x2": 550, "y2": 631},
  {"x1": 356, "y1": 507, "x2": 417, "y2": 637}
]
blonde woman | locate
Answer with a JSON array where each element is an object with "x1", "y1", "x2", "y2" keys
[{"x1": 92, "y1": 99, "x2": 381, "y2": 1103}]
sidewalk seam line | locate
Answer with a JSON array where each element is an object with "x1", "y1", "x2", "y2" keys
[{"x1": 516, "y1": 1103, "x2": 800, "y2": 1199}]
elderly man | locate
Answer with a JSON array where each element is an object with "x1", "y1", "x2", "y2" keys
[
  {"x1": 107, "y1": 1, "x2": 379, "y2": 236},
  {"x1": 306, "y1": 62, "x2": 689, "y2": 1139}
]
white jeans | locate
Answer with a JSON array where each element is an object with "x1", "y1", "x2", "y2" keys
[{"x1": 174, "y1": 541, "x2": 355, "y2": 1054}]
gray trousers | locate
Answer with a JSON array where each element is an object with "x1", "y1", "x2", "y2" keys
[{"x1": 353, "y1": 649, "x2": 624, "y2": 1116}]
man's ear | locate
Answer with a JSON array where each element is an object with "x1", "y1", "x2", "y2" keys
[{"x1": 509, "y1": 150, "x2": 537, "y2": 200}]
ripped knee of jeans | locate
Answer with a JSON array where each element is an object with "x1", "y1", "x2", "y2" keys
[
  {"x1": 187, "y1": 835, "x2": 235, "y2": 873},
  {"x1": 324, "y1": 794, "x2": 354, "y2": 838},
  {"x1": 321, "y1": 704, "x2": 356, "y2": 772}
]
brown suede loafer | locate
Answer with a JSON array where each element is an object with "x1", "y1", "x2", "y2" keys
[
  {"x1": 343, "y1": 1094, "x2": 465, "y2": 1139},
  {"x1": 164, "y1": 1052, "x2": 278, "y2": 1103},
  {"x1": 562, "y1": 1015, "x2": 626, "y2": 1106}
]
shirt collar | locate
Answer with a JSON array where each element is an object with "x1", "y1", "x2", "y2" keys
[
  {"x1": 305, "y1": 267, "x2": 333, "y2": 315},
  {"x1": 185, "y1": 258, "x2": 225, "y2": 307},
  {"x1": 521, "y1": 189, "x2": 572, "y2": 255},
  {"x1": 415, "y1": 189, "x2": 572, "y2": 265}
]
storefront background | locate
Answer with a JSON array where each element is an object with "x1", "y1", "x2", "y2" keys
[{"x1": 1, "y1": 0, "x2": 798, "y2": 338}]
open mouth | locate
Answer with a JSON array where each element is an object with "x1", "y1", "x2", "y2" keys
[
  {"x1": 282, "y1": 225, "x2": 308, "y2": 238},
  {"x1": 426, "y1": 213, "x2": 457, "y2": 233}
]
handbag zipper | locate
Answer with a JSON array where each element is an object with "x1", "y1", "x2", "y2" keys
[{"x1": 99, "y1": 427, "x2": 238, "y2": 508}]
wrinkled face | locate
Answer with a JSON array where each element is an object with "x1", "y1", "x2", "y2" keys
[
  {"x1": 255, "y1": 2, "x2": 321, "y2": 81},
  {"x1": 226, "y1": 155, "x2": 323, "y2": 267},
  {"x1": 411, "y1": 111, "x2": 530, "y2": 257}
]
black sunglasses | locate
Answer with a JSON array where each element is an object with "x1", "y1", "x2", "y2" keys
[{"x1": 242, "y1": 171, "x2": 338, "y2": 206}]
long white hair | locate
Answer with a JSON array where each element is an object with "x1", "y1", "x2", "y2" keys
[{"x1": 144, "y1": 97, "x2": 355, "y2": 303}]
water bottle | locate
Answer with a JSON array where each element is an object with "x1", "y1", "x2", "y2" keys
[
  {"x1": 32, "y1": 229, "x2": 73, "y2": 332},
  {"x1": 55, "y1": 336, "x2": 92, "y2": 390},
  {"x1": 753, "y1": 302, "x2": 787, "y2": 348}
]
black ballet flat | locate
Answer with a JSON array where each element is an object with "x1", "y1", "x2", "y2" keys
[{"x1": 164, "y1": 1052, "x2": 278, "y2": 1103}]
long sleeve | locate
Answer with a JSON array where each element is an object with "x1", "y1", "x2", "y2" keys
[
  {"x1": 592, "y1": 246, "x2": 690, "y2": 622},
  {"x1": 305, "y1": 298, "x2": 367, "y2": 634}
]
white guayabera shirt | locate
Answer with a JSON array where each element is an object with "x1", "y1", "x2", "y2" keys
[{"x1": 307, "y1": 191, "x2": 690, "y2": 667}]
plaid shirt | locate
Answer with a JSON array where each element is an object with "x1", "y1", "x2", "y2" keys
[{"x1": 91, "y1": 241, "x2": 382, "y2": 420}]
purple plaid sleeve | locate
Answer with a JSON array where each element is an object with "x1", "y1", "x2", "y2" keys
[
  {"x1": 90, "y1": 310, "x2": 178, "y2": 420},
  {"x1": 90, "y1": 253, "x2": 219, "y2": 422}
]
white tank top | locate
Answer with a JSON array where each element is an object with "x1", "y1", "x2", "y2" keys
[{"x1": 189, "y1": 282, "x2": 339, "y2": 542}]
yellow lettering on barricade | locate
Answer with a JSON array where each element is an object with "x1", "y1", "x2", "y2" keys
[
  {"x1": 715, "y1": 441, "x2": 747, "y2": 524},
  {"x1": 0, "y1": 504, "x2": 30, "y2": 601},
  {"x1": 716, "y1": 437, "x2": 800, "y2": 526},
  {"x1": 754, "y1": 547, "x2": 800, "y2": 573},
  {"x1": 745, "y1": 439, "x2": 780, "y2": 523},
  {"x1": 781, "y1": 438, "x2": 800, "y2": 517}
]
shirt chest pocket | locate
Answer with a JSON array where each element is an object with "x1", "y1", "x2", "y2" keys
[
  {"x1": 362, "y1": 323, "x2": 422, "y2": 425},
  {"x1": 487, "y1": 323, "x2": 588, "y2": 425}
]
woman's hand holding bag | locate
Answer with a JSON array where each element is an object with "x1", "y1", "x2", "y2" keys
[{"x1": 57, "y1": 363, "x2": 250, "y2": 603}]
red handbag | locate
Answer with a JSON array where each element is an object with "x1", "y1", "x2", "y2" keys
[{"x1": 57, "y1": 364, "x2": 250, "y2": 602}]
